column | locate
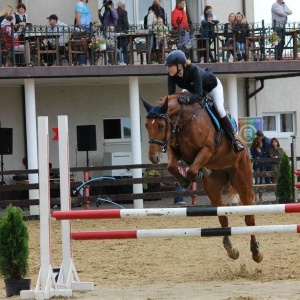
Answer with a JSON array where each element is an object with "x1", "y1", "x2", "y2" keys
[
  {"x1": 24, "y1": 79, "x2": 39, "y2": 215},
  {"x1": 129, "y1": 76, "x2": 143, "y2": 208}
]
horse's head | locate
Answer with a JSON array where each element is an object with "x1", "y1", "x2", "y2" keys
[{"x1": 142, "y1": 97, "x2": 169, "y2": 164}]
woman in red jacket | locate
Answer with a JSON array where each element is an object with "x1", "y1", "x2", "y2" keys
[{"x1": 171, "y1": 0, "x2": 189, "y2": 30}]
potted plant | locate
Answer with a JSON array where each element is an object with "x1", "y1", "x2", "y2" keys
[
  {"x1": 0, "y1": 204, "x2": 30, "y2": 297},
  {"x1": 267, "y1": 32, "x2": 281, "y2": 46},
  {"x1": 275, "y1": 152, "x2": 293, "y2": 203}
]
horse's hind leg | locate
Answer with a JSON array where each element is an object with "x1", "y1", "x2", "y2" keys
[
  {"x1": 233, "y1": 169, "x2": 263, "y2": 263},
  {"x1": 221, "y1": 217, "x2": 239, "y2": 260},
  {"x1": 246, "y1": 215, "x2": 263, "y2": 263},
  {"x1": 203, "y1": 173, "x2": 239, "y2": 260}
]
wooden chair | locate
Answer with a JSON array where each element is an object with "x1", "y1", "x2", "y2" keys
[
  {"x1": 161, "y1": 30, "x2": 179, "y2": 62},
  {"x1": 216, "y1": 32, "x2": 236, "y2": 62},
  {"x1": 193, "y1": 34, "x2": 211, "y2": 63},
  {"x1": 245, "y1": 28, "x2": 265, "y2": 61},
  {"x1": 68, "y1": 32, "x2": 90, "y2": 66}
]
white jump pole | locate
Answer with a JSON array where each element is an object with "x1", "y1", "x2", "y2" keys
[
  {"x1": 57, "y1": 115, "x2": 94, "y2": 291},
  {"x1": 21, "y1": 117, "x2": 71, "y2": 299}
]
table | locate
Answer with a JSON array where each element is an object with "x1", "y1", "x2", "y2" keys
[
  {"x1": 24, "y1": 32, "x2": 60, "y2": 66},
  {"x1": 121, "y1": 32, "x2": 151, "y2": 65}
]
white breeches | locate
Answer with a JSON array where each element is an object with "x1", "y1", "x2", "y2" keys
[{"x1": 207, "y1": 78, "x2": 226, "y2": 118}]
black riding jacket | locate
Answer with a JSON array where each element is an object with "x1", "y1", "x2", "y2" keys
[{"x1": 168, "y1": 64, "x2": 217, "y2": 98}]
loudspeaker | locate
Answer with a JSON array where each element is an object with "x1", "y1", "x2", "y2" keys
[
  {"x1": 0, "y1": 128, "x2": 13, "y2": 155},
  {"x1": 77, "y1": 125, "x2": 97, "y2": 151}
]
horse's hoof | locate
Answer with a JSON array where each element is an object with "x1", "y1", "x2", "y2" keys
[
  {"x1": 252, "y1": 252, "x2": 263, "y2": 263},
  {"x1": 227, "y1": 248, "x2": 239, "y2": 260}
]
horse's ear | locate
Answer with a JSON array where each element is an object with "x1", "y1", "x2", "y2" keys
[
  {"x1": 141, "y1": 97, "x2": 152, "y2": 113},
  {"x1": 161, "y1": 97, "x2": 168, "y2": 114}
]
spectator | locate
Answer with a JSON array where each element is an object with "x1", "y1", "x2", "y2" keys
[
  {"x1": 200, "y1": 5, "x2": 218, "y2": 22},
  {"x1": 116, "y1": 1, "x2": 130, "y2": 65},
  {"x1": 14, "y1": 3, "x2": 27, "y2": 26},
  {"x1": 153, "y1": 17, "x2": 168, "y2": 63},
  {"x1": 1, "y1": 15, "x2": 30, "y2": 65},
  {"x1": 271, "y1": 0, "x2": 292, "y2": 60},
  {"x1": 75, "y1": 0, "x2": 93, "y2": 30},
  {"x1": 233, "y1": 12, "x2": 249, "y2": 61},
  {"x1": 256, "y1": 130, "x2": 272, "y2": 184},
  {"x1": 171, "y1": 0, "x2": 189, "y2": 31},
  {"x1": 148, "y1": 0, "x2": 166, "y2": 25},
  {"x1": 147, "y1": 2, "x2": 161, "y2": 63},
  {"x1": 173, "y1": 161, "x2": 187, "y2": 206},
  {"x1": 44, "y1": 14, "x2": 78, "y2": 66},
  {"x1": 75, "y1": 0, "x2": 94, "y2": 65},
  {"x1": 268, "y1": 137, "x2": 284, "y2": 183},
  {"x1": 256, "y1": 130, "x2": 271, "y2": 153},
  {"x1": 250, "y1": 137, "x2": 268, "y2": 202},
  {"x1": 223, "y1": 13, "x2": 236, "y2": 62},
  {"x1": 105, "y1": 25, "x2": 124, "y2": 65},
  {"x1": 0, "y1": 5, "x2": 15, "y2": 26},
  {"x1": 99, "y1": 0, "x2": 118, "y2": 28},
  {"x1": 200, "y1": 12, "x2": 218, "y2": 63}
]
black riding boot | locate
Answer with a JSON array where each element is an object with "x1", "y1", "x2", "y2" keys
[
  {"x1": 220, "y1": 115, "x2": 244, "y2": 153},
  {"x1": 237, "y1": 54, "x2": 242, "y2": 61},
  {"x1": 198, "y1": 166, "x2": 212, "y2": 180}
]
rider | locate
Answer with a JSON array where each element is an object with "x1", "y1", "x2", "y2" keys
[{"x1": 165, "y1": 49, "x2": 244, "y2": 154}]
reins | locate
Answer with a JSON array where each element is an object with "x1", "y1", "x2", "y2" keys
[{"x1": 146, "y1": 97, "x2": 205, "y2": 153}]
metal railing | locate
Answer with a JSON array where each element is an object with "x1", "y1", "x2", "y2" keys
[{"x1": 0, "y1": 21, "x2": 299, "y2": 67}]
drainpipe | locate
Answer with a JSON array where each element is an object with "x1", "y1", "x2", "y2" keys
[
  {"x1": 242, "y1": 0, "x2": 246, "y2": 15},
  {"x1": 245, "y1": 78, "x2": 264, "y2": 117}
]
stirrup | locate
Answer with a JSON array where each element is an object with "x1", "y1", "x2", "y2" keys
[{"x1": 233, "y1": 140, "x2": 244, "y2": 153}]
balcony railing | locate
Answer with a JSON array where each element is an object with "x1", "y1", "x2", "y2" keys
[{"x1": 0, "y1": 21, "x2": 299, "y2": 67}]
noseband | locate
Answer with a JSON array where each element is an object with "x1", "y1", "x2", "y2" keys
[{"x1": 146, "y1": 113, "x2": 169, "y2": 153}]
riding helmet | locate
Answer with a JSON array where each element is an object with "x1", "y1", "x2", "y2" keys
[{"x1": 164, "y1": 50, "x2": 186, "y2": 66}]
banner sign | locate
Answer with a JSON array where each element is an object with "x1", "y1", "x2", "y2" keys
[{"x1": 238, "y1": 117, "x2": 263, "y2": 146}]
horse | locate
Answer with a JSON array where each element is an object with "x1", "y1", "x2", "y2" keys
[{"x1": 142, "y1": 93, "x2": 263, "y2": 263}]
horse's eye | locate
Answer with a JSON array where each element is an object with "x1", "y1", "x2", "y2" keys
[{"x1": 159, "y1": 124, "x2": 165, "y2": 130}]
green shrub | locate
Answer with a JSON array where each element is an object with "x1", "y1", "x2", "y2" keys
[
  {"x1": 275, "y1": 152, "x2": 293, "y2": 203},
  {"x1": 0, "y1": 205, "x2": 29, "y2": 279}
]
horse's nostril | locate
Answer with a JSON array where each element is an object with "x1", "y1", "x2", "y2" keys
[{"x1": 149, "y1": 156, "x2": 160, "y2": 164}]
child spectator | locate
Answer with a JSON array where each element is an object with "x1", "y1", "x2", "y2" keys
[
  {"x1": 153, "y1": 17, "x2": 168, "y2": 50},
  {"x1": 200, "y1": 12, "x2": 219, "y2": 63},
  {"x1": 233, "y1": 12, "x2": 249, "y2": 61},
  {"x1": 14, "y1": 3, "x2": 27, "y2": 25},
  {"x1": 105, "y1": 25, "x2": 125, "y2": 65}
]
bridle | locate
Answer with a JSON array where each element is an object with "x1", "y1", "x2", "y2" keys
[
  {"x1": 146, "y1": 112, "x2": 170, "y2": 153},
  {"x1": 146, "y1": 96, "x2": 205, "y2": 153}
]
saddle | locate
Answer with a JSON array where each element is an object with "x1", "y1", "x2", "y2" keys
[{"x1": 177, "y1": 95, "x2": 237, "y2": 150}]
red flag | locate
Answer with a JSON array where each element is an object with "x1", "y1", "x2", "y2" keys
[{"x1": 52, "y1": 127, "x2": 59, "y2": 141}]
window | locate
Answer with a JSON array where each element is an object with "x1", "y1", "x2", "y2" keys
[
  {"x1": 263, "y1": 112, "x2": 295, "y2": 136},
  {"x1": 103, "y1": 118, "x2": 131, "y2": 143}
]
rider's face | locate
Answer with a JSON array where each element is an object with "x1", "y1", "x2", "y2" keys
[{"x1": 167, "y1": 64, "x2": 183, "y2": 77}]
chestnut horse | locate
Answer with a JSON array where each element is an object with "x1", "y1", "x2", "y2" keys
[{"x1": 142, "y1": 93, "x2": 263, "y2": 263}]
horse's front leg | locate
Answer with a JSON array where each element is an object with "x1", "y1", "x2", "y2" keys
[
  {"x1": 185, "y1": 147, "x2": 213, "y2": 183},
  {"x1": 166, "y1": 148, "x2": 190, "y2": 188}
]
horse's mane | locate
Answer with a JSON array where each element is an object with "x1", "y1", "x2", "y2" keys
[{"x1": 156, "y1": 93, "x2": 193, "y2": 106}]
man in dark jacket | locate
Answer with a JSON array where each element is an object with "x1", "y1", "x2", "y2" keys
[{"x1": 116, "y1": 1, "x2": 129, "y2": 64}]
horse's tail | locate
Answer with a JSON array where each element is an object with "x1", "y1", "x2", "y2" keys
[{"x1": 225, "y1": 185, "x2": 255, "y2": 205}]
